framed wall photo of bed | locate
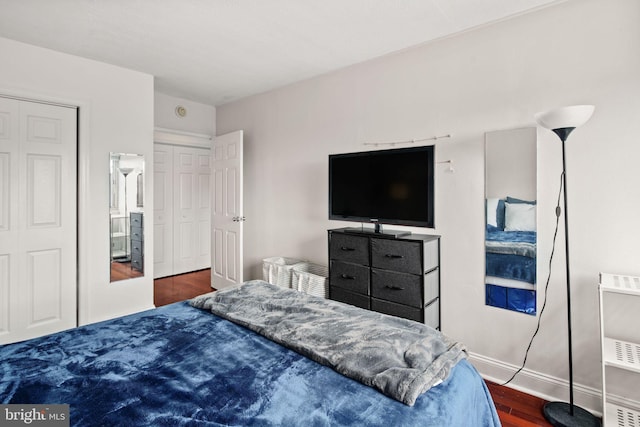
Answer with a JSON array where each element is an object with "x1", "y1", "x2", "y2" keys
[{"x1": 484, "y1": 127, "x2": 537, "y2": 315}]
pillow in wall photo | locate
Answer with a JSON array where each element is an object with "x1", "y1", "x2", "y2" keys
[{"x1": 504, "y1": 202, "x2": 536, "y2": 232}]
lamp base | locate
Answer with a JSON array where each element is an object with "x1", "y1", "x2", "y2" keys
[{"x1": 543, "y1": 402, "x2": 600, "y2": 427}]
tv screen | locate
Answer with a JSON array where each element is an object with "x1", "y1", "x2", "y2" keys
[{"x1": 329, "y1": 146, "x2": 434, "y2": 229}]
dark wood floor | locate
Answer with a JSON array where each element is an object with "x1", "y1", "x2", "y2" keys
[
  {"x1": 154, "y1": 268, "x2": 214, "y2": 307},
  {"x1": 486, "y1": 381, "x2": 552, "y2": 426},
  {"x1": 110, "y1": 260, "x2": 143, "y2": 281},
  {"x1": 154, "y1": 269, "x2": 553, "y2": 426}
]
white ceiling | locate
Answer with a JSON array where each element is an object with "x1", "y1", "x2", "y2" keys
[{"x1": 0, "y1": 0, "x2": 563, "y2": 106}]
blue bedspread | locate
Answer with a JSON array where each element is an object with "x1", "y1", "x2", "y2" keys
[
  {"x1": 485, "y1": 229, "x2": 536, "y2": 258},
  {"x1": 486, "y1": 229, "x2": 536, "y2": 284},
  {"x1": 486, "y1": 252, "x2": 536, "y2": 284},
  {"x1": 0, "y1": 301, "x2": 500, "y2": 426}
]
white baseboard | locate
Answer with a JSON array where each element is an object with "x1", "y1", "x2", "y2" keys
[
  {"x1": 469, "y1": 352, "x2": 607, "y2": 416},
  {"x1": 470, "y1": 352, "x2": 640, "y2": 417}
]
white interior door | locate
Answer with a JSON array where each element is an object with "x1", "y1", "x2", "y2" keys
[
  {"x1": 0, "y1": 97, "x2": 77, "y2": 344},
  {"x1": 212, "y1": 131, "x2": 243, "y2": 289},
  {"x1": 153, "y1": 144, "x2": 174, "y2": 278}
]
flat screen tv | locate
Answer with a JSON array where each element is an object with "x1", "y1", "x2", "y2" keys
[{"x1": 329, "y1": 145, "x2": 435, "y2": 231}]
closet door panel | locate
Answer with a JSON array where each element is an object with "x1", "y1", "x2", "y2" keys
[
  {"x1": 27, "y1": 249, "x2": 62, "y2": 326},
  {"x1": 172, "y1": 146, "x2": 211, "y2": 275},
  {"x1": 0, "y1": 97, "x2": 77, "y2": 344},
  {"x1": 0, "y1": 255, "x2": 9, "y2": 335},
  {"x1": 153, "y1": 143, "x2": 211, "y2": 278},
  {"x1": 20, "y1": 102, "x2": 76, "y2": 340},
  {"x1": 0, "y1": 152, "x2": 9, "y2": 232},
  {"x1": 194, "y1": 151, "x2": 211, "y2": 270},
  {"x1": 153, "y1": 144, "x2": 174, "y2": 278},
  {"x1": 173, "y1": 151, "x2": 196, "y2": 275},
  {"x1": 0, "y1": 99, "x2": 18, "y2": 341}
]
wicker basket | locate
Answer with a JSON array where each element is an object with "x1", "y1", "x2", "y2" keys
[
  {"x1": 292, "y1": 262, "x2": 328, "y2": 298},
  {"x1": 262, "y1": 257, "x2": 305, "y2": 288}
]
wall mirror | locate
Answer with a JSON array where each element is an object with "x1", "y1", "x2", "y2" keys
[
  {"x1": 110, "y1": 153, "x2": 145, "y2": 282},
  {"x1": 485, "y1": 128, "x2": 537, "y2": 314}
]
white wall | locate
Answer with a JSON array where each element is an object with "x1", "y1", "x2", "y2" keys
[
  {"x1": 0, "y1": 37, "x2": 155, "y2": 325},
  {"x1": 154, "y1": 92, "x2": 216, "y2": 136},
  {"x1": 217, "y1": 0, "x2": 640, "y2": 411}
]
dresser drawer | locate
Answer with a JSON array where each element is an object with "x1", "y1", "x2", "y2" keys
[
  {"x1": 130, "y1": 212, "x2": 143, "y2": 227},
  {"x1": 131, "y1": 255, "x2": 143, "y2": 272},
  {"x1": 371, "y1": 239, "x2": 422, "y2": 274},
  {"x1": 330, "y1": 287, "x2": 370, "y2": 310},
  {"x1": 371, "y1": 298, "x2": 422, "y2": 323},
  {"x1": 424, "y1": 269, "x2": 439, "y2": 305},
  {"x1": 329, "y1": 233, "x2": 369, "y2": 265},
  {"x1": 329, "y1": 261, "x2": 369, "y2": 295},
  {"x1": 371, "y1": 269, "x2": 422, "y2": 308},
  {"x1": 423, "y1": 238, "x2": 440, "y2": 272},
  {"x1": 131, "y1": 226, "x2": 143, "y2": 242},
  {"x1": 131, "y1": 240, "x2": 143, "y2": 257},
  {"x1": 424, "y1": 298, "x2": 440, "y2": 330}
]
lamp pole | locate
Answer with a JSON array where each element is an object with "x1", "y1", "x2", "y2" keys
[
  {"x1": 557, "y1": 128, "x2": 575, "y2": 415},
  {"x1": 119, "y1": 167, "x2": 134, "y2": 262},
  {"x1": 537, "y1": 118, "x2": 599, "y2": 427}
]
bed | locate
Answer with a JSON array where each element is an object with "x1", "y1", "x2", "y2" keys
[{"x1": 1, "y1": 281, "x2": 500, "y2": 426}]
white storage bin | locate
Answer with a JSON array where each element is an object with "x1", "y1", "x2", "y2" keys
[
  {"x1": 292, "y1": 262, "x2": 328, "y2": 298},
  {"x1": 262, "y1": 257, "x2": 305, "y2": 288}
]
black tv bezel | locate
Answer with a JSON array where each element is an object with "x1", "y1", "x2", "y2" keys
[{"x1": 328, "y1": 145, "x2": 435, "y2": 229}]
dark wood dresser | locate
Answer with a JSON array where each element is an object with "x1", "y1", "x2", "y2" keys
[{"x1": 328, "y1": 228, "x2": 441, "y2": 330}]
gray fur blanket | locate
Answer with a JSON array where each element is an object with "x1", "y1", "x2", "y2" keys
[{"x1": 190, "y1": 280, "x2": 467, "y2": 406}]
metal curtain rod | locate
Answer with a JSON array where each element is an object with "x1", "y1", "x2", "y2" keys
[{"x1": 363, "y1": 134, "x2": 451, "y2": 147}]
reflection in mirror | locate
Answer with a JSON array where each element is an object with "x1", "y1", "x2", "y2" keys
[
  {"x1": 485, "y1": 128, "x2": 537, "y2": 314},
  {"x1": 110, "y1": 153, "x2": 145, "y2": 282}
]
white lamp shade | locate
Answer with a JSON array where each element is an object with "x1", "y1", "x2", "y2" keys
[
  {"x1": 119, "y1": 167, "x2": 135, "y2": 176},
  {"x1": 534, "y1": 105, "x2": 595, "y2": 130}
]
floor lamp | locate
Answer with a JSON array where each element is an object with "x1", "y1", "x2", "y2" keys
[
  {"x1": 534, "y1": 105, "x2": 599, "y2": 427},
  {"x1": 118, "y1": 167, "x2": 134, "y2": 263}
]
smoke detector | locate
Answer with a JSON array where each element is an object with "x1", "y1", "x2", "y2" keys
[{"x1": 175, "y1": 105, "x2": 187, "y2": 118}]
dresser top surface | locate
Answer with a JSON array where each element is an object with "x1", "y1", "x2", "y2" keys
[{"x1": 329, "y1": 227, "x2": 439, "y2": 242}]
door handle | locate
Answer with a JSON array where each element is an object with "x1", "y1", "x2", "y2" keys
[{"x1": 232, "y1": 216, "x2": 246, "y2": 222}]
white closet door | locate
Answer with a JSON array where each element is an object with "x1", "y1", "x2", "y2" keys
[
  {"x1": 153, "y1": 144, "x2": 174, "y2": 278},
  {"x1": 0, "y1": 97, "x2": 77, "y2": 344},
  {"x1": 193, "y1": 149, "x2": 212, "y2": 270},
  {"x1": 153, "y1": 143, "x2": 211, "y2": 279},
  {"x1": 174, "y1": 148, "x2": 196, "y2": 275},
  {"x1": 172, "y1": 145, "x2": 211, "y2": 276}
]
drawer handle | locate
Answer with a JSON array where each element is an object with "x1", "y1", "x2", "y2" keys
[
  {"x1": 340, "y1": 274, "x2": 356, "y2": 280},
  {"x1": 340, "y1": 247, "x2": 356, "y2": 252},
  {"x1": 385, "y1": 254, "x2": 404, "y2": 259},
  {"x1": 385, "y1": 285, "x2": 405, "y2": 291}
]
